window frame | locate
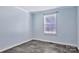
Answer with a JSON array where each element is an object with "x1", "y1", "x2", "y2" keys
[{"x1": 44, "y1": 14, "x2": 56, "y2": 34}]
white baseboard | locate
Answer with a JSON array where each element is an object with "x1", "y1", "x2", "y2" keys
[
  {"x1": 0, "y1": 39, "x2": 32, "y2": 52},
  {"x1": 0, "y1": 38, "x2": 77, "y2": 52},
  {"x1": 32, "y1": 38, "x2": 77, "y2": 47}
]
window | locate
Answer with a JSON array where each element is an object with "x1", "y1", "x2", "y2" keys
[{"x1": 44, "y1": 14, "x2": 56, "y2": 34}]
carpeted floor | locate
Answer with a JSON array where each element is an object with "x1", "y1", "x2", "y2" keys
[{"x1": 2, "y1": 40, "x2": 79, "y2": 53}]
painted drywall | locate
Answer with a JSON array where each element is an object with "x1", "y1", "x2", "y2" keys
[
  {"x1": 19, "y1": 6, "x2": 61, "y2": 12},
  {"x1": 32, "y1": 7, "x2": 77, "y2": 46},
  {"x1": 77, "y1": 7, "x2": 79, "y2": 48},
  {"x1": 0, "y1": 7, "x2": 31, "y2": 50}
]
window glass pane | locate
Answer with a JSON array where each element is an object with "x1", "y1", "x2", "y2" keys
[
  {"x1": 45, "y1": 24, "x2": 56, "y2": 32},
  {"x1": 46, "y1": 16, "x2": 56, "y2": 24},
  {"x1": 44, "y1": 14, "x2": 56, "y2": 34}
]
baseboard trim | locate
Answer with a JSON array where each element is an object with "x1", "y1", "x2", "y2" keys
[
  {"x1": 32, "y1": 38, "x2": 77, "y2": 47},
  {"x1": 0, "y1": 38, "x2": 77, "y2": 52},
  {"x1": 0, "y1": 39, "x2": 32, "y2": 52}
]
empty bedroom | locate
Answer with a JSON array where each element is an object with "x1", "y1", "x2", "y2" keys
[{"x1": 0, "y1": 6, "x2": 79, "y2": 53}]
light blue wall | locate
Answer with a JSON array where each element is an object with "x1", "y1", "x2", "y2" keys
[
  {"x1": 0, "y1": 7, "x2": 31, "y2": 50},
  {"x1": 77, "y1": 7, "x2": 79, "y2": 48},
  {"x1": 32, "y1": 7, "x2": 77, "y2": 46}
]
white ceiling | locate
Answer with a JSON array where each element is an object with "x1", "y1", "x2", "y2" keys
[{"x1": 17, "y1": 6, "x2": 61, "y2": 12}]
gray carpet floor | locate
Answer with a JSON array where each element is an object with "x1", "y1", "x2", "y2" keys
[{"x1": 2, "y1": 40, "x2": 79, "y2": 53}]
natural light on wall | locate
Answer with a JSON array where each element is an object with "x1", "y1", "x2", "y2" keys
[{"x1": 44, "y1": 13, "x2": 56, "y2": 34}]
